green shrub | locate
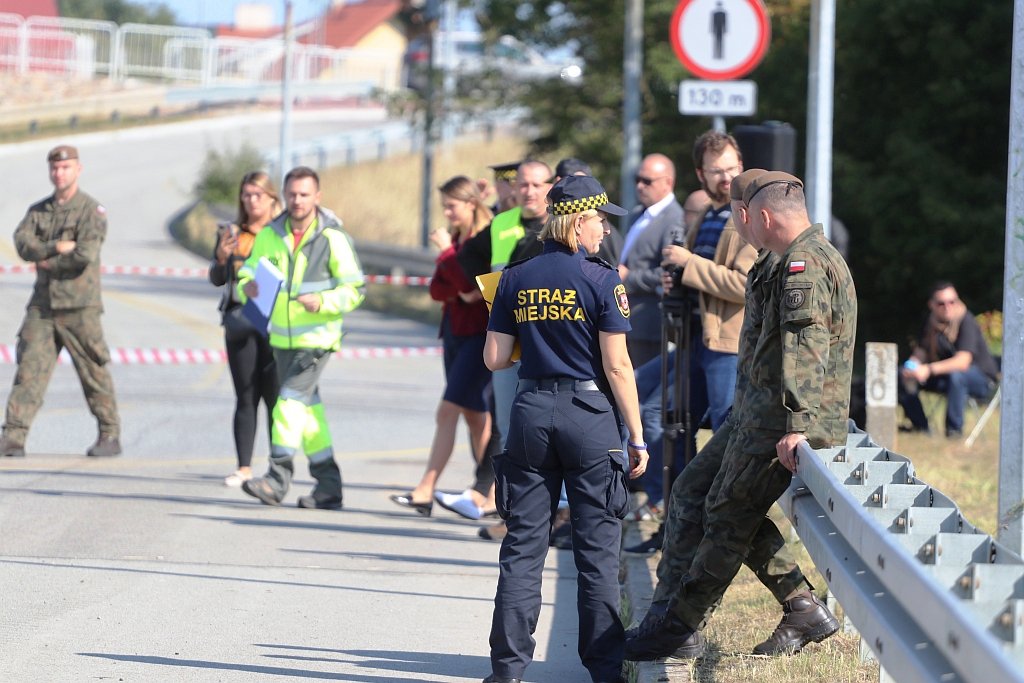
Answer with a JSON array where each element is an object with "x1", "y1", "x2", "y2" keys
[{"x1": 193, "y1": 143, "x2": 267, "y2": 205}]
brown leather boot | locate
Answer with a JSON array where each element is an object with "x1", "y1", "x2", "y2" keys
[
  {"x1": 752, "y1": 591, "x2": 840, "y2": 655},
  {"x1": 86, "y1": 435, "x2": 121, "y2": 458},
  {"x1": 0, "y1": 433, "x2": 25, "y2": 457}
]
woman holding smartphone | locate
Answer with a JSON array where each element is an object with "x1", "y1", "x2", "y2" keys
[{"x1": 208, "y1": 171, "x2": 282, "y2": 486}]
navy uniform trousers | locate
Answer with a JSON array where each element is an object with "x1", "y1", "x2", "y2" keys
[{"x1": 489, "y1": 379, "x2": 630, "y2": 683}]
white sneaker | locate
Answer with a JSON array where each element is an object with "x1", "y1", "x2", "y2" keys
[
  {"x1": 434, "y1": 490, "x2": 484, "y2": 520},
  {"x1": 224, "y1": 470, "x2": 252, "y2": 487}
]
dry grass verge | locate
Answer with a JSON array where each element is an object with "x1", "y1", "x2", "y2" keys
[
  {"x1": 318, "y1": 134, "x2": 527, "y2": 246},
  {"x1": 172, "y1": 135, "x2": 528, "y2": 324},
  {"x1": 629, "y1": 403, "x2": 1004, "y2": 683}
]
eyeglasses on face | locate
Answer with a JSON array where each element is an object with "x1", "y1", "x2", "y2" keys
[
  {"x1": 702, "y1": 165, "x2": 741, "y2": 179},
  {"x1": 635, "y1": 175, "x2": 667, "y2": 186}
]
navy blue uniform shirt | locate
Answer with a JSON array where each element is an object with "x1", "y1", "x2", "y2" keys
[{"x1": 489, "y1": 239, "x2": 632, "y2": 380}]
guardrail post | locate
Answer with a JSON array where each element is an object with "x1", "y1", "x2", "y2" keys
[{"x1": 865, "y1": 342, "x2": 897, "y2": 449}]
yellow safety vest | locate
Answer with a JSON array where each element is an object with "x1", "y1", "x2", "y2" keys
[{"x1": 238, "y1": 209, "x2": 365, "y2": 350}]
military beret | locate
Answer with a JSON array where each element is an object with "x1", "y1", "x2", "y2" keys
[
  {"x1": 47, "y1": 145, "x2": 78, "y2": 162},
  {"x1": 549, "y1": 157, "x2": 592, "y2": 182},
  {"x1": 742, "y1": 171, "x2": 804, "y2": 205},
  {"x1": 730, "y1": 168, "x2": 768, "y2": 201},
  {"x1": 488, "y1": 161, "x2": 521, "y2": 183},
  {"x1": 547, "y1": 175, "x2": 627, "y2": 216}
]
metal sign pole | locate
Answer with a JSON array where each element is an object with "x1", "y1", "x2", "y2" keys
[
  {"x1": 279, "y1": 1, "x2": 294, "y2": 180},
  {"x1": 620, "y1": 0, "x2": 643, "y2": 229},
  {"x1": 805, "y1": 0, "x2": 835, "y2": 239},
  {"x1": 998, "y1": 0, "x2": 1024, "y2": 555}
]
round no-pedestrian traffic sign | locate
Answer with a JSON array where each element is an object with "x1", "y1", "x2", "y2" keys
[{"x1": 670, "y1": 0, "x2": 771, "y2": 81}]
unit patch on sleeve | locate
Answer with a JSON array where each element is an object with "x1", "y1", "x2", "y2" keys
[
  {"x1": 784, "y1": 287, "x2": 806, "y2": 309},
  {"x1": 788, "y1": 260, "x2": 805, "y2": 274},
  {"x1": 614, "y1": 283, "x2": 630, "y2": 318}
]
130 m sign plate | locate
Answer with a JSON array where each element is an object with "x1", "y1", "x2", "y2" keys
[{"x1": 678, "y1": 80, "x2": 757, "y2": 116}]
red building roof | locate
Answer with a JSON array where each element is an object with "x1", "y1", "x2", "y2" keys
[
  {"x1": 318, "y1": 0, "x2": 401, "y2": 48},
  {"x1": 216, "y1": 0, "x2": 401, "y2": 48}
]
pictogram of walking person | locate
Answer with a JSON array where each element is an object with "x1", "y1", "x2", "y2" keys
[{"x1": 711, "y1": 1, "x2": 727, "y2": 60}]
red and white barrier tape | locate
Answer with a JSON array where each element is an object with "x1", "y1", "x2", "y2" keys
[
  {"x1": 0, "y1": 263, "x2": 431, "y2": 286},
  {"x1": 0, "y1": 344, "x2": 443, "y2": 365}
]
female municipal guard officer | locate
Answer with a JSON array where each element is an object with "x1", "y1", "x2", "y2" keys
[{"x1": 482, "y1": 175, "x2": 649, "y2": 683}]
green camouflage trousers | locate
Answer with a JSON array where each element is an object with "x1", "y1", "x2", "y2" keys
[
  {"x1": 655, "y1": 416, "x2": 808, "y2": 626},
  {"x1": 3, "y1": 306, "x2": 120, "y2": 443}
]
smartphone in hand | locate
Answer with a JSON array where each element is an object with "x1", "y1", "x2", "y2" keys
[{"x1": 218, "y1": 222, "x2": 239, "y2": 239}]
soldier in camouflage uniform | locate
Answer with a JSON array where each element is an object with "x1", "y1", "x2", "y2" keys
[
  {"x1": 631, "y1": 170, "x2": 837, "y2": 656},
  {"x1": 625, "y1": 171, "x2": 857, "y2": 660},
  {"x1": 0, "y1": 146, "x2": 121, "y2": 458}
]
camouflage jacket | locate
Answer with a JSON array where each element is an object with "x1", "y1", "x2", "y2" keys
[
  {"x1": 14, "y1": 190, "x2": 107, "y2": 310},
  {"x1": 730, "y1": 249, "x2": 779, "y2": 415},
  {"x1": 743, "y1": 225, "x2": 857, "y2": 448}
]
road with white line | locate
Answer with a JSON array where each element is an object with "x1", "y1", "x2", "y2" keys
[{"x1": 0, "y1": 109, "x2": 591, "y2": 682}]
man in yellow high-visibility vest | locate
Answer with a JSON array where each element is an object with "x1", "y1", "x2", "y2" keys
[{"x1": 236, "y1": 166, "x2": 365, "y2": 510}]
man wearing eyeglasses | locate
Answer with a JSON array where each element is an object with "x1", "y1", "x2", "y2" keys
[
  {"x1": 660, "y1": 129, "x2": 755, "y2": 446},
  {"x1": 619, "y1": 153, "x2": 685, "y2": 367},
  {"x1": 624, "y1": 132, "x2": 757, "y2": 553},
  {"x1": 898, "y1": 281, "x2": 999, "y2": 437}
]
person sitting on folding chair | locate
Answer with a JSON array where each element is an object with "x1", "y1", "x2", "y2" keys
[{"x1": 898, "y1": 281, "x2": 999, "y2": 438}]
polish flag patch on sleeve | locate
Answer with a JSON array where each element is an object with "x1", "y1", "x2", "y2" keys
[{"x1": 788, "y1": 260, "x2": 806, "y2": 274}]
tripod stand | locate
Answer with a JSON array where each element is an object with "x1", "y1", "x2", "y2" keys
[{"x1": 659, "y1": 292, "x2": 695, "y2": 508}]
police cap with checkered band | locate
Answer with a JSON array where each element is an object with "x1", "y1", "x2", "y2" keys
[{"x1": 547, "y1": 175, "x2": 627, "y2": 217}]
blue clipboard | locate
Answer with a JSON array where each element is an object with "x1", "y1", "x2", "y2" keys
[{"x1": 242, "y1": 257, "x2": 284, "y2": 337}]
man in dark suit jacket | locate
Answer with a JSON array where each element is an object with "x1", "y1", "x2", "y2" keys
[{"x1": 618, "y1": 153, "x2": 685, "y2": 366}]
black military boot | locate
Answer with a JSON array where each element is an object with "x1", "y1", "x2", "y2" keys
[
  {"x1": 299, "y1": 458, "x2": 343, "y2": 510},
  {"x1": 624, "y1": 599, "x2": 668, "y2": 639},
  {"x1": 752, "y1": 590, "x2": 840, "y2": 656},
  {"x1": 623, "y1": 605, "x2": 705, "y2": 661}
]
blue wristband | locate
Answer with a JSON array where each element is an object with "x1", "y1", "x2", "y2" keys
[{"x1": 627, "y1": 441, "x2": 648, "y2": 450}]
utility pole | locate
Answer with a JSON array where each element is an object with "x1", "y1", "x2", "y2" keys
[
  {"x1": 279, "y1": 1, "x2": 294, "y2": 180},
  {"x1": 439, "y1": 0, "x2": 457, "y2": 142},
  {"x1": 419, "y1": 15, "x2": 437, "y2": 248},
  {"x1": 620, "y1": 0, "x2": 643, "y2": 227}
]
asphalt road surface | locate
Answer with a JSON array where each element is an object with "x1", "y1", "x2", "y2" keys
[{"x1": 0, "y1": 109, "x2": 591, "y2": 682}]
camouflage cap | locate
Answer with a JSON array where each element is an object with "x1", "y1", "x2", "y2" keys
[
  {"x1": 742, "y1": 170, "x2": 803, "y2": 205},
  {"x1": 730, "y1": 168, "x2": 768, "y2": 201},
  {"x1": 47, "y1": 145, "x2": 78, "y2": 163}
]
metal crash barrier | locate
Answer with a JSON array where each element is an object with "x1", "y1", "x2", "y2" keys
[{"x1": 780, "y1": 431, "x2": 1024, "y2": 683}]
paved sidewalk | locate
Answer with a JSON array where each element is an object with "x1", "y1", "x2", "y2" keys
[{"x1": 620, "y1": 520, "x2": 693, "y2": 683}]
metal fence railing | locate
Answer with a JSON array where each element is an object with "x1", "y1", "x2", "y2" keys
[
  {"x1": 781, "y1": 430, "x2": 1024, "y2": 683},
  {"x1": 25, "y1": 15, "x2": 116, "y2": 77},
  {"x1": 0, "y1": 13, "x2": 400, "y2": 92}
]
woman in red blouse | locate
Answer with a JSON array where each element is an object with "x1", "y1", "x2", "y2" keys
[{"x1": 391, "y1": 176, "x2": 494, "y2": 516}]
